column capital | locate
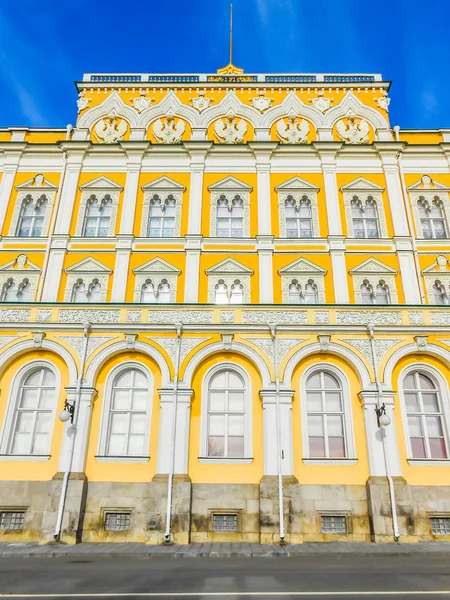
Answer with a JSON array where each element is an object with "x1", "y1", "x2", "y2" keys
[{"x1": 358, "y1": 390, "x2": 396, "y2": 407}]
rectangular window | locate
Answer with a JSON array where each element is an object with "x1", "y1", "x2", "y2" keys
[
  {"x1": 0, "y1": 511, "x2": 25, "y2": 530},
  {"x1": 104, "y1": 512, "x2": 131, "y2": 531},
  {"x1": 430, "y1": 517, "x2": 450, "y2": 535},
  {"x1": 212, "y1": 513, "x2": 238, "y2": 532},
  {"x1": 321, "y1": 515, "x2": 347, "y2": 534}
]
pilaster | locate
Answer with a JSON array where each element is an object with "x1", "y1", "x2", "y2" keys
[
  {"x1": 375, "y1": 143, "x2": 409, "y2": 237},
  {"x1": 41, "y1": 235, "x2": 70, "y2": 301},
  {"x1": 111, "y1": 235, "x2": 134, "y2": 302},
  {"x1": 184, "y1": 235, "x2": 202, "y2": 302},
  {"x1": 315, "y1": 143, "x2": 343, "y2": 236},
  {"x1": 156, "y1": 388, "x2": 194, "y2": 475},
  {"x1": 184, "y1": 142, "x2": 212, "y2": 235},
  {"x1": 249, "y1": 143, "x2": 277, "y2": 236},
  {"x1": 0, "y1": 143, "x2": 27, "y2": 236},
  {"x1": 257, "y1": 235, "x2": 274, "y2": 303},
  {"x1": 119, "y1": 143, "x2": 148, "y2": 234},
  {"x1": 329, "y1": 236, "x2": 349, "y2": 303},
  {"x1": 54, "y1": 142, "x2": 90, "y2": 234},
  {"x1": 260, "y1": 390, "x2": 294, "y2": 476}
]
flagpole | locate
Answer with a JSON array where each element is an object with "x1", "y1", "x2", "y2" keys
[{"x1": 229, "y1": 3, "x2": 233, "y2": 65}]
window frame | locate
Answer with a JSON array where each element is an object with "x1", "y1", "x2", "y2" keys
[
  {"x1": 398, "y1": 364, "x2": 450, "y2": 464},
  {"x1": 200, "y1": 363, "x2": 253, "y2": 463},
  {"x1": 275, "y1": 177, "x2": 320, "y2": 239},
  {"x1": 0, "y1": 360, "x2": 61, "y2": 461},
  {"x1": 417, "y1": 196, "x2": 449, "y2": 240},
  {"x1": 82, "y1": 194, "x2": 114, "y2": 238},
  {"x1": 341, "y1": 179, "x2": 388, "y2": 240},
  {"x1": 209, "y1": 177, "x2": 251, "y2": 239},
  {"x1": 300, "y1": 364, "x2": 356, "y2": 463},
  {"x1": 75, "y1": 178, "x2": 122, "y2": 238},
  {"x1": 97, "y1": 362, "x2": 153, "y2": 462},
  {"x1": 9, "y1": 175, "x2": 57, "y2": 238},
  {"x1": 16, "y1": 194, "x2": 48, "y2": 238},
  {"x1": 350, "y1": 196, "x2": 380, "y2": 239},
  {"x1": 141, "y1": 177, "x2": 185, "y2": 239}
]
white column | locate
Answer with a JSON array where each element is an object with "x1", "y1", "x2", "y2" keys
[
  {"x1": 0, "y1": 145, "x2": 26, "y2": 235},
  {"x1": 359, "y1": 391, "x2": 402, "y2": 477},
  {"x1": 330, "y1": 238, "x2": 349, "y2": 303},
  {"x1": 157, "y1": 389, "x2": 193, "y2": 475},
  {"x1": 41, "y1": 243, "x2": 67, "y2": 301},
  {"x1": 317, "y1": 146, "x2": 343, "y2": 236},
  {"x1": 249, "y1": 143, "x2": 277, "y2": 236},
  {"x1": 184, "y1": 235, "x2": 201, "y2": 303},
  {"x1": 54, "y1": 145, "x2": 89, "y2": 234},
  {"x1": 184, "y1": 142, "x2": 211, "y2": 235},
  {"x1": 376, "y1": 145, "x2": 409, "y2": 237},
  {"x1": 111, "y1": 236, "x2": 133, "y2": 302},
  {"x1": 397, "y1": 246, "x2": 421, "y2": 304},
  {"x1": 119, "y1": 144, "x2": 147, "y2": 235},
  {"x1": 257, "y1": 237, "x2": 274, "y2": 304},
  {"x1": 260, "y1": 391, "x2": 294, "y2": 476}
]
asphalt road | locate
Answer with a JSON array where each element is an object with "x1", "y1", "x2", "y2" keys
[{"x1": 0, "y1": 554, "x2": 450, "y2": 599}]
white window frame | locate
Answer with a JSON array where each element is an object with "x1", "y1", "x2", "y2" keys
[
  {"x1": 141, "y1": 176, "x2": 185, "y2": 238},
  {"x1": 349, "y1": 259, "x2": 398, "y2": 304},
  {"x1": 133, "y1": 258, "x2": 180, "y2": 303},
  {"x1": 398, "y1": 363, "x2": 450, "y2": 464},
  {"x1": 9, "y1": 175, "x2": 57, "y2": 238},
  {"x1": 300, "y1": 364, "x2": 356, "y2": 463},
  {"x1": 359, "y1": 279, "x2": 391, "y2": 305},
  {"x1": 208, "y1": 177, "x2": 252, "y2": 238},
  {"x1": 75, "y1": 177, "x2": 122, "y2": 237},
  {"x1": 417, "y1": 197, "x2": 448, "y2": 240},
  {"x1": 0, "y1": 360, "x2": 61, "y2": 461},
  {"x1": 408, "y1": 176, "x2": 450, "y2": 240},
  {"x1": 206, "y1": 259, "x2": 253, "y2": 304},
  {"x1": 341, "y1": 178, "x2": 387, "y2": 239},
  {"x1": 97, "y1": 362, "x2": 153, "y2": 462},
  {"x1": 64, "y1": 258, "x2": 111, "y2": 302},
  {"x1": 422, "y1": 256, "x2": 450, "y2": 305},
  {"x1": 82, "y1": 194, "x2": 114, "y2": 238},
  {"x1": 279, "y1": 258, "x2": 327, "y2": 304},
  {"x1": 200, "y1": 362, "x2": 252, "y2": 463},
  {"x1": 16, "y1": 194, "x2": 49, "y2": 237},
  {"x1": 275, "y1": 177, "x2": 320, "y2": 239},
  {"x1": 350, "y1": 196, "x2": 380, "y2": 239},
  {"x1": 0, "y1": 255, "x2": 40, "y2": 303}
]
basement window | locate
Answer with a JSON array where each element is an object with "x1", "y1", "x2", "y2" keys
[
  {"x1": 104, "y1": 512, "x2": 131, "y2": 531},
  {"x1": 0, "y1": 511, "x2": 25, "y2": 530},
  {"x1": 212, "y1": 513, "x2": 238, "y2": 533},
  {"x1": 321, "y1": 515, "x2": 347, "y2": 534},
  {"x1": 431, "y1": 517, "x2": 450, "y2": 535}
]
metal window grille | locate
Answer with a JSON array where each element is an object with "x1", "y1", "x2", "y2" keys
[
  {"x1": 321, "y1": 515, "x2": 347, "y2": 534},
  {"x1": 212, "y1": 513, "x2": 238, "y2": 532},
  {"x1": 431, "y1": 517, "x2": 450, "y2": 535},
  {"x1": 104, "y1": 512, "x2": 131, "y2": 531},
  {"x1": 0, "y1": 511, "x2": 25, "y2": 530}
]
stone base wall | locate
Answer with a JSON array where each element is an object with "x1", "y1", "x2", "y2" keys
[{"x1": 1, "y1": 477, "x2": 450, "y2": 544}]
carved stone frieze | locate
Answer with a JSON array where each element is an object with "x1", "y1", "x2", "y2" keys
[
  {"x1": 147, "y1": 310, "x2": 213, "y2": 324},
  {"x1": 214, "y1": 110, "x2": 247, "y2": 144},
  {"x1": 336, "y1": 111, "x2": 370, "y2": 144},
  {"x1": 190, "y1": 92, "x2": 213, "y2": 112},
  {"x1": 341, "y1": 338, "x2": 403, "y2": 365},
  {"x1": 0, "y1": 335, "x2": 23, "y2": 350},
  {"x1": 243, "y1": 337, "x2": 304, "y2": 366},
  {"x1": 250, "y1": 92, "x2": 273, "y2": 112},
  {"x1": 242, "y1": 310, "x2": 307, "y2": 325},
  {"x1": 59, "y1": 335, "x2": 117, "y2": 359},
  {"x1": 130, "y1": 91, "x2": 154, "y2": 112},
  {"x1": 220, "y1": 310, "x2": 235, "y2": 324},
  {"x1": 37, "y1": 310, "x2": 53, "y2": 322},
  {"x1": 409, "y1": 312, "x2": 424, "y2": 325},
  {"x1": 315, "y1": 311, "x2": 330, "y2": 325},
  {"x1": 309, "y1": 91, "x2": 333, "y2": 113},
  {"x1": 336, "y1": 311, "x2": 402, "y2": 326},
  {"x1": 127, "y1": 310, "x2": 142, "y2": 323},
  {"x1": 152, "y1": 112, "x2": 186, "y2": 143},
  {"x1": 0, "y1": 309, "x2": 30, "y2": 323},
  {"x1": 58, "y1": 310, "x2": 120, "y2": 324},
  {"x1": 276, "y1": 111, "x2": 310, "y2": 144},
  {"x1": 431, "y1": 312, "x2": 450, "y2": 325},
  {"x1": 149, "y1": 337, "x2": 211, "y2": 364},
  {"x1": 93, "y1": 113, "x2": 128, "y2": 143}
]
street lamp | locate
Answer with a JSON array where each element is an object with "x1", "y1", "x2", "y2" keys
[
  {"x1": 375, "y1": 403, "x2": 391, "y2": 427},
  {"x1": 58, "y1": 400, "x2": 74, "y2": 424}
]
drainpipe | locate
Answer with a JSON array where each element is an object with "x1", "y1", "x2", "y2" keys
[
  {"x1": 269, "y1": 323, "x2": 285, "y2": 542},
  {"x1": 393, "y1": 125, "x2": 425, "y2": 303},
  {"x1": 54, "y1": 321, "x2": 91, "y2": 540},
  {"x1": 367, "y1": 323, "x2": 400, "y2": 541},
  {"x1": 164, "y1": 322, "x2": 183, "y2": 543}
]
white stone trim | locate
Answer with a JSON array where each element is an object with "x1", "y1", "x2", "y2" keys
[
  {"x1": 75, "y1": 176, "x2": 122, "y2": 237},
  {"x1": 300, "y1": 362, "x2": 356, "y2": 461},
  {"x1": 97, "y1": 361, "x2": 154, "y2": 459},
  {"x1": 341, "y1": 178, "x2": 387, "y2": 238},
  {"x1": 275, "y1": 176, "x2": 320, "y2": 238},
  {"x1": 278, "y1": 257, "x2": 326, "y2": 303},
  {"x1": 0, "y1": 255, "x2": 41, "y2": 302},
  {"x1": 205, "y1": 258, "x2": 253, "y2": 303},
  {"x1": 382, "y1": 342, "x2": 450, "y2": 390},
  {"x1": 0, "y1": 359, "x2": 62, "y2": 457},
  {"x1": 10, "y1": 176, "x2": 57, "y2": 237},
  {"x1": 64, "y1": 258, "x2": 112, "y2": 302},
  {"x1": 132, "y1": 258, "x2": 180, "y2": 302},
  {"x1": 141, "y1": 176, "x2": 185, "y2": 238},
  {"x1": 208, "y1": 176, "x2": 252, "y2": 238},
  {"x1": 349, "y1": 258, "x2": 397, "y2": 304},
  {"x1": 422, "y1": 256, "x2": 450, "y2": 304},
  {"x1": 199, "y1": 362, "x2": 252, "y2": 461},
  {"x1": 408, "y1": 176, "x2": 450, "y2": 239}
]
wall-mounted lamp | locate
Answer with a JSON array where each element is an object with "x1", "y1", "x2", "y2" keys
[
  {"x1": 375, "y1": 403, "x2": 391, "y2": 427},
  {"x1": 59, "y1": 400, "x2": 75, "y2": 424}
]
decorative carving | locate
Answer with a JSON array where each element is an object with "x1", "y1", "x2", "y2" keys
[
  {"x1": 376, "y1": 90, "x2": 391, "y2": 112},
  {"x1": 318, "y1": 335, "x2": 331, "y2": 351},
  {"x1": 336, "y1": 311, "x2": 402, "y2": 326},
  {"x1": 58, "y1": 310, "x2": 120, "y2": 324},
  {"x1": 75, "y1": 176, "x2": 122, "y2": 237},
  {"x1": 209, "y1": 176, "x2": 251, "y2": 238},
  {"x1": 437, "y1": 255, "x2": 449, "y2": 271},
  {"x1": 130, "y1": 91, "x2": 154, "y2": 112},
  {"x1": 222, "y1": 334, "x2": 234, "y2": 351},
  {"x1": 409, "y1": 312, "x2": 424, "y2": 325},
  {"x1": 431, "y1": 312, "x2": 450, "y2": 325},
  {"x1": 214, "y1": 110, "x2": 247, "y2": 144},
  {"x1": 149, "y1": 337, "x2": 211, "y2": 364},
  {"x1": 349, "y1": 258, "x2": 398, "y2": 304},
  {"x1": 315, "y1": 311, "x2": 330, "y2": 325},
  {"x1": 152, "y1": 112, "x2": 186, "y2": 144},
  {"x1": 32, "y1": 332, "x2": 46, "y2": 348},
  {"x1": 0, "y1": 310, "x2": 30, "y2": 323},
  {"x1": 276, "y1": 111, "x2": 309, "y2": 144},
  {"x1": 336, "y1": 111, "x2": 370, "y2": 144},
  {"x1": 250, "y1": 92, "x2": 273, "y2": 112},
  {"x1": 243, "y1": 311, "x2": 307, "y2": 325},
  {"x1": 190, "y1": 92, "x2": 213, "y2": 112},
  {"x1": 127, "y1": 310, "x2": 142, "y2": 323},
  {"x1": 133, "y1": 258, "x2": 180, "y2": 303},
  {"x1": 415, "y1": 336, "x2": 428, "y2": 351},
  {"x1": 93, "y1": 113, "x2": 128, "y2": 143},
  {"x1": 341, "y1": 178, "x2": 388, "y2": 240},
  {"x1": 276, "y1": 177, "x2": 320, "y2": 239},
  {"x1": 126, "y1": 334, "x2": 137, "y2": 349},
  {"x1": 0, "y1": 335, "x2": 23, "y2": 350},
  {"x1": 147, "y1": 310, "x2": 213, "y2": 324},
  {"x1": 37, "y1": 310, "x2": 53, "y2": 322},
  {"x1": 309, "y1": 91, "x2": 333, "y2": 113},
  {"x1": 279, "y1": 257, "x2": 327, "y2": 304},
  {"x1": 59, "y1": 335, "x2": 116, "y2": 359},
  {"x1": 220, "y1": 310, "x2": 235, "y2": 324},
  {"x1": 244, "y1": 337, "x2": 304, "y2": 366},
  {"x1": 341, "y1": 338, "x2": 403, "y2": 364},
  {"x1": 77, "y1": 90, "x2": 92, "y2": 113}
]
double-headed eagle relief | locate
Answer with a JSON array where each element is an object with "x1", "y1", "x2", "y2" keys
[
  {"x1": 214, "y1": 110, "x2": 248, "y2": 144},
  {"x1": 336, "y1": 111, "x2": 370, "y2": 144},
  {"x1": 152, "y1": 112, "x2": 186, "y2": 144},
  {"x1": 93, "y1": 114, "x2": 128, "y2": 143},
  {"x1": 276, "y1": 111, "x2": 310, "y2": 144}
]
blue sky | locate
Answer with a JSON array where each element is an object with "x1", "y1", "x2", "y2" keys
[{"x1": 0, "y1": 0, "x2": 449, "y2": 129}]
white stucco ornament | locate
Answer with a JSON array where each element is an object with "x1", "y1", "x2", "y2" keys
[
  {"x1": 276, "y1": 111, "x2": 310, "y2": 144},
  {"x1": 77, "y1": 90, "x2": 91, "y2": 113},
  {"x1": 152, "y1": 111, "x2": 186, "y2": 144},
  {"x1": 309, "y1": 91, "x2": 333, "y2": 113},
  {"x1": 190, "y1": 92, "x2": 213, "y2": 112},
  {"x1": 376, "y1": 90, "x2": 391, "y2": 111},
  {"x1": 93, "y1": 113, "x2": 128, "y2": 144},
  {"x1": 130, "y1": 91, "x2": 154, "y2": 112},
  {"x1": 214, "y1": 110, "x2": 247, "y2": 144},
  {"x1": 251, "y1": 92, "x2": 273, "y2": 112},
  {"x1": 336, "y1": 111, "x2": 370, "y2": 144}
]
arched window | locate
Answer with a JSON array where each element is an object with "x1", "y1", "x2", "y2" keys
[
  {"x1": 215, "y1": 280, "x2": 229, "y2": 304},
  {"x1": 83, "y1": 195, "x2": 112, "y2": 237},
  {"x1": 148, "y1": 195, "x2": 176, "y2": 237},
  {"x1": 207, "y1": 369, "x2": 246, "y2": 458},
  {"x1": 288, "y1": 280, "x2": 302, "y2": 304},
  {"x1": 351, "y1": 196, "x2": 379, "y2": 238},
  {"x1": 17, "y1": 195, "x2": 47, "y2": 237},
  {"x1": 72, "y1": 279, "x2": 86, "y2": 303},
  {"x1": 214, "y1": 279, "x2": 244, "y2": 304},
  {"x1": 305, "y1": 371, "x2": 346, "y2": 458},
  {"x1": 304, "y1": 281, "x2": 318, "y2": 304},
  {"x1": 285, "y1": 195, "x2": 312, "y2": 238},
  {"x1": 217, "y1": 194, "x2": 244, "y2": 237},
  {"x1": 141, "y1": 279, "x2": 156, "y2": 303},
  {"x1": 1, "y1": 278, "x2": 31, "y2": 302},
  {"x1": 140, "y1": 279, "x2": 171, "y2": 303},
  {"x1": 288, "y1": 280, "x2": 318, "y2": 304},
  {"x1": 9, "y1": 367, "x2": 57, "y2": 455},
  {"x1": 403, "y1": 371, "x2": 448, "y2": 459},
  {"x1": 361, "y1": 280, "x2": 390, "y2": 305},
  {"x1": 418, "y1": 197, "x2": 448, "y2": 239},
  {"x1": 433, "y1": 281, "x2": 450, "y2": 305},
  {"x1": 230, "y1": 280, "x2": 243, "y2": 303},
  {"x1": 157, "y1": 280, "x2": 171, "y2": 303},
  {"x1": 72, "y1": 279, "x2": 101, "y2": 303},
  {"x1": 87, "y1": 279, "x2": 101, "y2": 302},
  {"x1": 105, "y1": 368, "x2": 150, "y2": 457}
]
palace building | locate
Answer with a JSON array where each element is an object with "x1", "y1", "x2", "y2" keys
[{"x1": 1, "y1": 64, "x2": 450, "y2": 545}]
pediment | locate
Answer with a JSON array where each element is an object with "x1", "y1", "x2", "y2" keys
[
  {"x1": 208, "y1": 176, "x2": 253, "y2": 192},
  {"x1": 279, "y1": 257, "x2": 327, "y2": 275},
  {"x1": 79, "y1": 176, "x2": 123, "y2": 191},
  {"x1": 0, "y1": 255, "x2": 41, "y2": 272},
  {"x1": 349, "y1": 258, "x2": 397, "y2": 275},
  {"x1": 15, "y1": 174, "x2": 58, "y2": 191},
  {"x1": 206, "y1": 258, "x2": 253, "y2": 275},
  {"x1": 65, "y1": 258, "x2": 112, "y2": 274},
  {"x1": 407, "y1": 175, "x2": 450, "y2": 192},
  {"x1": 341, "y1": 177, "x2": 384, "y2": 193},
  {"x1": 133, "y1": 258, "x2": 180, "y2": 274},
  {"x1": 422, "y1": 256, "x2": 450, "y2": 274},
  {"x1": 275, "y1": 177, "x2": 320, "y2": 193},
  {"x1": 142, "y1": 176, "x2": 185, "y2": 192}
]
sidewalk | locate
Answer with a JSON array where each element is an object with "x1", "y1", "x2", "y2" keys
[{"x1": 1, "y1": 541, "x2": 450, "y2": 558}]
